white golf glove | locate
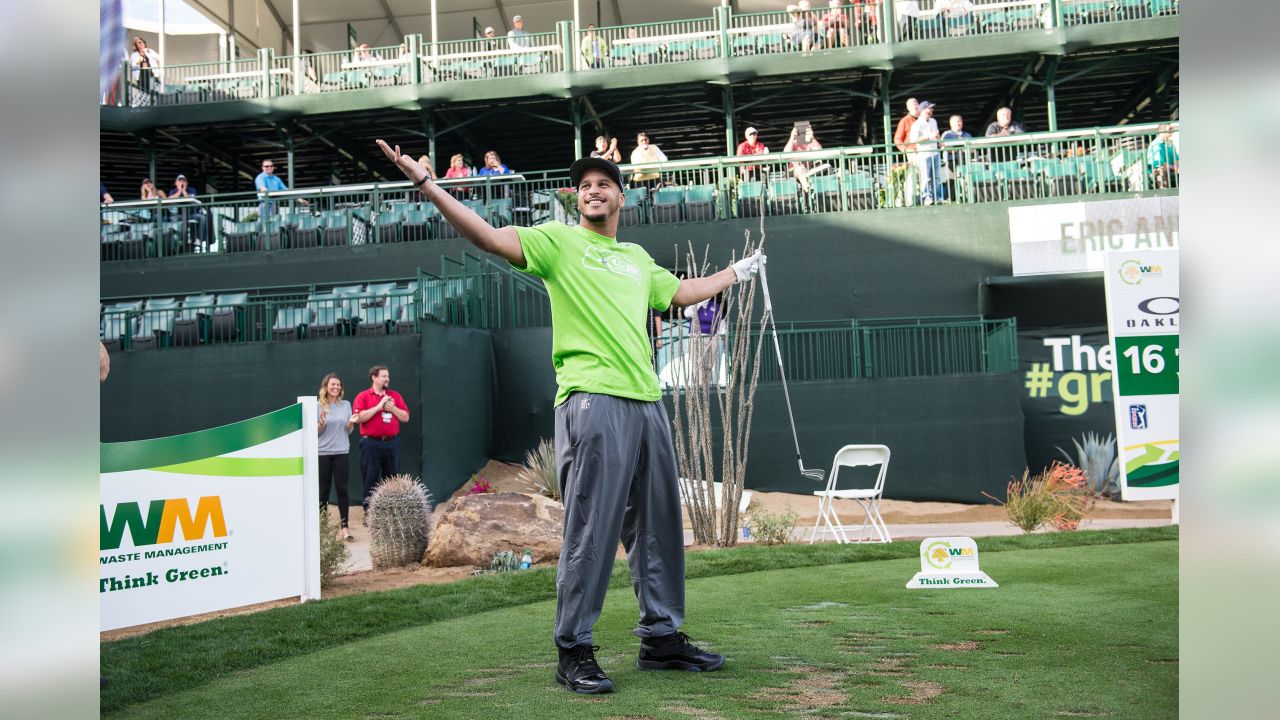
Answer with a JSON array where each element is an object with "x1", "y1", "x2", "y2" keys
[{"x1": 731, "y1": 250, "x2": 766, "y2": 283}]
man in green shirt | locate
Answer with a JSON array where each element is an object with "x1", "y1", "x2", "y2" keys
[{"x1": 377, "y1": 140, "x2": 765, "y2": 694}]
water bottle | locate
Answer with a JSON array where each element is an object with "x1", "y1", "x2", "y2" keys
[{"x1": 519, "y1": 549, "x2": 533, "y2": 570}]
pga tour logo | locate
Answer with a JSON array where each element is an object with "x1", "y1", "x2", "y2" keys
[{"x1": 1129, "y1": 404, "x2": 1148, "y2": 430}]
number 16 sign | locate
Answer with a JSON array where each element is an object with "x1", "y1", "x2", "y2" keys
[{"x1": 1103, "y1": 249, "x2": 1179, "y2": 501}]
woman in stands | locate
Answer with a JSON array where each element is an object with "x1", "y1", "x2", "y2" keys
[{"x1": 317, "y1": 373, "x2": 356, "y2": 540}]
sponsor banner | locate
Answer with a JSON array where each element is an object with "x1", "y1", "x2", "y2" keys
[
  {"x1": 100, "y1": 400, "x2": 320, "y2": 631},
  {"x1": 1103, "y1": 250, "x2": 1179, "y2": 501},
  {"x1": 1017, "y1": 326, "x2": 1117, "y2": 484},
  {"x1": 1009, "y1": 196, "x2": 1179, "y2": 276},
  {"x1": 906, "y1": 537, "x2": 998, "y2": 589}
]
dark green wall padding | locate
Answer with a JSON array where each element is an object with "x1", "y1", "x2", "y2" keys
[{"x1": 102, "y1": 327, "x2": 1024, "y2": 504}]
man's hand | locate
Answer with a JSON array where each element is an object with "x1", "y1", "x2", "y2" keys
[
  {"x1": 376, "y1": 139, "x2": 431, "y2": 184},
  {"x1": 732, "y1": 250, "x2": 766, "y2": 283}
]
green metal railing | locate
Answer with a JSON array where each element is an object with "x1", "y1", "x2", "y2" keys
[
  {"x1": 100, "y1": 254, "x2": 553, "y2": 351},
  {"x1": 101, "y1": 122, "x2": 1178, "y2": 262},
  {"x1": 656, "y1": 315, "x2": 1016, "y2": 388},
  {"x1": 107, "y1": 4, "x2": 1176, "y2": 107}
]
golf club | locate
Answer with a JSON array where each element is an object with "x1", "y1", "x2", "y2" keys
[{"x1": 757, "y1": 258, "x2": 826, "y2": 484}]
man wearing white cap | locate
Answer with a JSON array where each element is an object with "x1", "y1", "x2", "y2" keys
[
  {"x1": 508, "y1": 15, "x2": 531, "y2": 49},
  {"x1": 909, "y1": 100, "x2": 943, "y2": 205},
  {"x1": 735, "y1": 126, "x2": 769, "y2": 181}
]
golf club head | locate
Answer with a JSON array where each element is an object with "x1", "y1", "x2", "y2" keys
[{"x1": 801, "y1": 468, "x2": 825, "y2": 483}]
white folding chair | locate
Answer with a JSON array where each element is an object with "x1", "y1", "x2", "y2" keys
[{"x1": 808, "y1": 444, "x2": 892, "y2": 544}]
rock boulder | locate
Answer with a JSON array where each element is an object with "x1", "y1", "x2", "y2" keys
[{"x1": 424, "y1": 492, "x2": 564, "y2": 568}]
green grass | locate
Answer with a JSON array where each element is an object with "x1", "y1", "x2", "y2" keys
[{"x1": 103, "y1": 527, "x2": 1177, "y2": 716}]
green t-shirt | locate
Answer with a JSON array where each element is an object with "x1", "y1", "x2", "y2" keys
[{"x1": 514, "y1": 222, "x2": 680, "y2": 406}]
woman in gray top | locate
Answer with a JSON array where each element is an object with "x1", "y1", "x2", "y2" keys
[{"x1": 317, "y1": 373, "x2": 357, "y2": 540}]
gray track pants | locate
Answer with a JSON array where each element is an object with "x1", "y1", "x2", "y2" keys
[{"x1": 553, "y1": 392, "x2": 685, "y2": 649}]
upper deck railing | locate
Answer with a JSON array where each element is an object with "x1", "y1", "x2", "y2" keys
[
  {"x1": 104, "y1": 1, "x2": 1179, "y2": 108},
  {"x1": 99, "y1": 122, "x2": 1178, "y2": 263}
]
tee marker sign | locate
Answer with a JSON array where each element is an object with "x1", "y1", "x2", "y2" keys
[{"x1": 906, "y1": 537, "x2": 998, "y2": 589}]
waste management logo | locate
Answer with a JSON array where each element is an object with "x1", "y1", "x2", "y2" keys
[
  {"x1": 907, "y1": 537, "x2": 998, "y2": 589},
  {"x1": 101, "y1": 496, "x2": 227, "y2": 550},
  {"x1": 1119, "y1": 260, "x2": 1163, "y2": 285}
]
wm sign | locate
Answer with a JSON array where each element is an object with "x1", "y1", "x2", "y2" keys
[{"x1": 100, "y1": 496, "x2": 228, "y2": 550}]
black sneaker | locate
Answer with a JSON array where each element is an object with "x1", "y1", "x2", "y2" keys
[
  {"x1": 555, "y1": 644, "x2": 614, "y2": 694},
  {"x1": 637, "y1": 632, "x2": 725, "y2": 672}
]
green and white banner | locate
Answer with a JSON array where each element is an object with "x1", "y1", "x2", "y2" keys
[
  {"x1": 1103, "y1": 250, "x2": 1179, "y2": 501},
  {"x1": 1009, "y1": 197, "x2": 1179, "y2": 276},
  {"x1": 100, "y1": 399, "x2": 320, "y2": 632}
]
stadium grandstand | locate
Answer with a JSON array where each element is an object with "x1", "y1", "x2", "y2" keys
[{"x1": 100, "y1": 0, "x2": 1179, "y2": 504}]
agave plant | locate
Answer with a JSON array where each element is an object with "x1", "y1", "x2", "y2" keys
[
  {"x1": 1057, "y1": 432, "x2": 1120, "y2": 497},
  {"x1": 516, "y1": 437, "x2": 559, "y2": 501}
]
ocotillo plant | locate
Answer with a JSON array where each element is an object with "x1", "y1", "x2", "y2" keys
[{"x1": 367, "y1": 474, "x2": 433, "y2": 568}]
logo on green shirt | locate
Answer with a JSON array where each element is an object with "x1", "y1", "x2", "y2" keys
[{"x1": 582, "y1": 245, "x2": 640, "y2": 281}]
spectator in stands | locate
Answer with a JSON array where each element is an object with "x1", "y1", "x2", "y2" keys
[
  {"x1": 445, "y1": 153, "x2": 472, "y2": 179},
  {"x1": 630, "y1": 132, "x2": 668, "y2": 192},
  {"x1": 893, "y1": 97, "x2": 919, "y2": 154},
  {"x1": 893, "y1": 98, "x2": 920, "y2": 204},
  {"x1": 354, "y1": 43, "x2": 376, "y2": 63},
  {"x1": 736, "y1": 127, "x2": 769, "y2": 181},
  {"x1": 784, "y1": 123, "x2": 823, "y2": 192},
  {"x1": 100, "y1": 183, "x2": 114, "y2": 205},
  {"x1": 1147, "y1": 124, "x2": 1179, "y2": 189},
  {"x1": 479, "y1": 150, "x2": 513, "y2": 176},
  {"x1": 416, "y1": 155, "x2": 438, "y2": 181},
  {"x1": 255, "y1": 159, "x2": 288, "y2": 193},
  {"x1": 352, "y1": 365, "x2": 410, "y2": 522},
  {"x1": 591, "y1": 135, "x2": 622, "y2": 162},
  {"x1": 582, "y1": 24, "x2": 609, "y2": 69},
  {"x1": 985, "y1": 107, "x2": 1024, "y2": 137},
  {"x1": 508, "y1": 15, "x2": 531, "y2": 49},
  {"x1": 788, "y1": 2, "x2": 817, "y2": 53},
  {"x1": 167, "y1": 174, "x2": 207, "y2": 247},
  {"x1": 940, "y1": 114, "x2": 971, "y2": 200},
  {"x1": 140, "y1": 177, "x2": 163, "y2": 200},
  {"x1": 480, "y1": 26, "x2": 502, "y2": 53},
  {"x1": 820, "y1": 0, "x2": 850, "y2": 49},
  {"x1": 317, "y1": 373, "x2": 355, "y2": 541},
  {"x1": 909, "y1": 100, "x2": 943, "y2": 205},
  {"x1": 851, "y1": 0, "x2": 880, "y2": 43},
  {"x1": 683, "y1": 293, "x2": 728, "y2": 383},
  {"x1": 128, "y1": 36, "x2": 162, "y2": 85}
]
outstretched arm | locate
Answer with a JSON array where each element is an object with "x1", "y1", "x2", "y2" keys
[
  {"x1": 669, "y1": 252, "x2": 765, "y2": 307},
  {"x1": 376, "y1": 140, "x2": 525, "y2": 267}
]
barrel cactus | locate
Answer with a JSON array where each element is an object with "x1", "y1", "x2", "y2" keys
[{"x1": 368, "y1": 474, "x2": 432, "y2": 569}]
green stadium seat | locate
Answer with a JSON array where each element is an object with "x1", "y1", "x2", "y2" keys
[
  {"x1": 768, "y1": 179, "x2": 801, "y2": 215},
  {"x1": 757, "y1": 33, "x2": 785, "y2": 53},
  {"x1": 358, "y1": 304, "x2": 395, "y2": 335},
  {"x1": 1149, "y1": 0, "x2": 1177, "y2": 16},
  {"x1": 488, "y1": 197, "x2": 514, "y2": 226},
  {"x1": 100, "y1": 300, "x2": 143, "y2": 351},
  {"x1": 320, "y1": 210, "x2": 349, "y2": 246},
  {"x1": 737, "y1": 181, "x2": 766, "y2": 217},
  {"x1": 1035, "y1": 158, "x2": 1084, "y2": 197},
  {"x1": 692, "y1": 38, "x2": 719, "y2": 59},
  {"x1": 212, "y1": 292, "x2": 248, "y2": 342},
  {"x1": 992, "y1": 161, "x2": 1037, "y2": 200},
  {"x1": 609, "y1": 46, "x2": 633, "y2": 66},
  {"x1": 631, "y1": 44, "x2": 660, "y2": 65},
  {"x1": 332, "y1": 284, "x2": 365, "y2": 323},
  {"x1": 394, "y1": 302, "x2": 417, "y2": 334},
  {"x1": 289, "y1": 213, "x2": 323, "y2": 248},
  {"x1": 846, "y1": 171, "x2": 876, "y2": 209},
  {"x1": 370, "y1": 65, "x2": 403, "y2": 86},
  {"x1": 981, "y1": 11, "x2": 1010, "y2": 33},
  {"x1": 653, "y1": 187, "x2": 684, "y2": 224},
  {"x1": 133, "y1": 297, "x2": 180, "y2": 350},
  {"x1": 120, "y1": 224, "x2": 153, "y2": 260},
  {"x1": 224, "y1": 220, "x2": 258, "y2": 253},
  {"x1": 518, "y1": 53, "x2": 544, "y2": 74},
  {"x1": 375, "y1": 206, "x2": 404, "y2": 243},
  {"x1": 307, "y1": 292, "x2": 341, "y2": 337},
  {"x1": 620, "y1": 187, "x2": 650, "y2": 226},
  {"x1": 173, "y1": 294, "x2": 214, "y2": 346},
  {"x1": 958, "y1": 163, "x2": 1000, "y2": 202},
  {"x1": 1007, "y1": 7, "x2": 1039, "y2": 29},
  {"x1": 809, "y1": 175, "x2": 844, "y2": 213},
  {"x1": 683, "y1": 185, "x2": 717, "y2": 221},
  {"x1": 731, "y1": 35, "x2": 757, "y2": 56},
  {"x1": 491, "y1": 54, "x2": 519, "y2": 76},
  {"x1": 665, "y1": 41, "x2": 692, "y2": 61},
  {"x1": 272, "y1": 306, "x2": 310, "y2": 340}
]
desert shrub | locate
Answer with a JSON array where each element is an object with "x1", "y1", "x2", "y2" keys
[
  {"x1": 471, "y1": 549, "x2": 522, "y2": 576},
  {"x1": 516, "y1": 437, "x2": 559, "y2": 501},
  {"x1": 748, "y1": 503, "x2": 799, "y2": 546},
  {"x1": 984, "y1": 462, "x2": 1096, "y2": 533},
  {"x1": 318, "y1": 507, "x2": 350, "y2": 587},
  {"x1": 368, "y1": 474, "x2": 432, "y2": 568}
]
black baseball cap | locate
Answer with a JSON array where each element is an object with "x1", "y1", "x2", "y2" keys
[{"x1": 569, "y1": 157, "x2": 623, "y2": 188}]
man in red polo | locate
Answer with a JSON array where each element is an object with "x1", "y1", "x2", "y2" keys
[{"x1": 352, "y1": 365, "x2": 410, "y2": 522}]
